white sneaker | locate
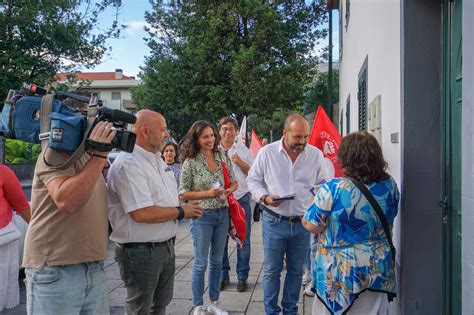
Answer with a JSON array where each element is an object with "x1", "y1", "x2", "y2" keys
[
  {"x1": 207, "y1": 301, "x2": 228, "y2": 315},
  {"x1": 304, "y1": 282, "x2": 315, "y2": 297},
  {"x1": 193, "y1": 305, "x2": 207, "y2": 315},
  {"x1": 301, "y1": 269, "x2": 312, "y2": 286}
]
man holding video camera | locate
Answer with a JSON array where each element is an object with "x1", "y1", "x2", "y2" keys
[{"x1": 23, "y1": 118, "x2": 116, "y2": 315}]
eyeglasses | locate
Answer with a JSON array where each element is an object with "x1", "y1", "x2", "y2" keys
[{"x1": 221, "y1": 127, "x2": 236, "y2": 133}]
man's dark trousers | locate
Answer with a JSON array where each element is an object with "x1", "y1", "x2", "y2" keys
[{"x1": 115, "y1": 240, "x2": 175, "y2": 315}]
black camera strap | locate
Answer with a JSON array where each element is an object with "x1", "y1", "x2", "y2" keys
[
  {"x1": 347, "y1": 177, "x2": 396, "y2": 264},
  {"x1": 40, "y1": 94, "x2": 94, "y2": 170}
]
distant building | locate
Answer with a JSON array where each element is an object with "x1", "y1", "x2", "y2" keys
[{"x1": 55, "y1": 69, "x2": 142, "y2": 113}]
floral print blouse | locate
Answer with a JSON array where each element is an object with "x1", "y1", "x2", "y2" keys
[
  {"x1": 304, "y1": 176, "x2": 399, "y2": 315},
  {"x1": 179, "y1": 150, "x2": 236, "y2": 210}
]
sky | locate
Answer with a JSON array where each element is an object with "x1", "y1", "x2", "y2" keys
[{"x1": 89, "y1": 1, "x2": 339, "y2": 78}]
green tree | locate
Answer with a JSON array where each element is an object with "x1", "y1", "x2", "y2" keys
[
  {"x1": 303, "y1": 68, "x2": 339, "y2": 115},
  {"x1": 133, "y1": 0, "x2": 328, "y2": 140},
  {"x1": 5, "y1": 139, "x2": 41, "y2": 164},
  {"x1": 0, "y1": 0, "x2": 123, "y2": 100}
]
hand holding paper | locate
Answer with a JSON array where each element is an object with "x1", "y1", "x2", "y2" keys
[{"x1": 272, "y1": 193, "x2": 296, "y2": 202}]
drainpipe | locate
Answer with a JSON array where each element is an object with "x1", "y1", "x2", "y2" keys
[{"x1": 328, "y1": 6, "x2": 333, "y2": 120}]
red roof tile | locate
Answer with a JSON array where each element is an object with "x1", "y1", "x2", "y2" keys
[{"x1": 55, "y1": 72, "x2": 135, "y2": 81}]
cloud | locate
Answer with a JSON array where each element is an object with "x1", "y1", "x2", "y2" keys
[{"x1": 125, "y1": 20, "x2": 149, "y2": 36}]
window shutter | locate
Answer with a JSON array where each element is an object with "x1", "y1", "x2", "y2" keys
[{"x1": 358, "y1": 70, "x2": 367, "y2": 130}]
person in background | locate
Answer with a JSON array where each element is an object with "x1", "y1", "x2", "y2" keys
[
  {"x1": 179, "y1": 120, "x2": 238, "y2": 315},
  {"x1": 247, "y1": 114, "x2": 330, "y2": 315},
  {"x1": 162, "y1": 141, "x2": 182, "y2": 185},
  {"x1": 261, "y1": 137, "x2": 269, "y2": 146},
  {"x1": 218, "y1": 116, "x2": 254, "y2": 292},
  {"x1": 0, "y1": 164, "x2": 30, "y2": 312},
  {"x1": 303, "y1": 131, "x2": 399, "y2": 315}
]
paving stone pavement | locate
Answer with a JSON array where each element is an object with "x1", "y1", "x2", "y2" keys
[{"x1": 2, "y1": 220, "x2": 314, "y2": 315}]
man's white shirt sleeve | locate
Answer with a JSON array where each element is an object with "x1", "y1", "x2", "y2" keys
[{"x1": 108, "y1": 161, "x2": 154, "y2": 213}]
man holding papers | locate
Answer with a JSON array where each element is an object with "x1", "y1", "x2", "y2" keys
[{"x1": 247, "y1": 114, "x2": 330, "y2": 315}]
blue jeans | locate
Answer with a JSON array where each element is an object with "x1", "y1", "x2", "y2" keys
[
  {"x1": 304, "y1": 234, "x2": 317, "y2": 272},
  {"x1": 25, "y1": 262, "x2": 109, "y2": 315},
  {"x1": 262, "y1": 210, "x2": 310, "y2": 315},
  {"x1": 190, "y1": 207, "x2": 230, "y2": 306},
  {"x1": 222, "y1": 193, "x2": 252, "y2": 281}
]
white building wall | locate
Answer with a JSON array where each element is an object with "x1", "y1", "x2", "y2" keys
[
  {"x1": 88, "y1": 88, "x2": 134, "y2": 112},
  {"x1": 462, "y1": 1, "x2": 474, "y2": 313},
  {"x1": 337, "y1": 1, "x2": 401, "y2": 313},
  {"x1": 339, "y1": 0, "x2": 401, "y2": 183}
]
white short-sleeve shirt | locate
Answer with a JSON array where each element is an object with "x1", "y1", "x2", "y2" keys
[
  {"x1": 220, "y1": 142, "x2": 254, "y2": 200},
  {"x1": 107, "y1": 145, "x2": 178, "y2": 243}
]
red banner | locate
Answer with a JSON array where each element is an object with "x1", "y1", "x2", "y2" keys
[
  {"x1": 249, "y1": 129, "x2": 262, "y2": 158},
  {"x1": 309, "y1": 105, "x2": 344, "y2": 177}
]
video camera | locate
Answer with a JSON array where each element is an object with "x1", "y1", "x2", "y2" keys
[{"x1": 0, "y1": 83, "x2": 137, "y2": 154}]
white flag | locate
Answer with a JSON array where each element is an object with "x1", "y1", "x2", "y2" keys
[{"x1": 238, "y1": 116, "x2": 247, "y2": 144}]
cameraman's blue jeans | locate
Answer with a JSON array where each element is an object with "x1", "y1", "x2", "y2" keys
[
  {"x1": 221, "y1": 193, "x2": 252, "y2": 281},
  {"x1": 190, "y1": 207, "x2": 229, "y2": 306},
  {"x1": 262, "y1": 210, "x2": 309, "y2": 315},
  {"x1": 25, "y1": 262, "x2": 108, "y2": 315}
]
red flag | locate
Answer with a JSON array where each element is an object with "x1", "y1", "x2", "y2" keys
[
  {"x1": 309, "y1": 105, "x2": 344, "y2": 177},
  {"x1": 249, "y1": 129, "x2": 263, "y2": 158}
]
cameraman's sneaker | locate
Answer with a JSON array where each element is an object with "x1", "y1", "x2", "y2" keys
[
  {"x1": 207, "y1": 301, "x2": 228, "y2": 315},
  {"x1": 193, "y1": 305, "x2": 207, "y2": 315}
]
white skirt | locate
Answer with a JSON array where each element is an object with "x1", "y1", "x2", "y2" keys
[
  {"x1": 0, "y1": 239, "x2": 20, "y2": 311},
  {"x1": 312, "y1": 290, "x2": 384, "y2": 315}
]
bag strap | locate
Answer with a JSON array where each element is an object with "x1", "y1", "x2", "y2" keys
[
  {"x1": 39, "y1": 94, "x2": 55, "y2": 151},
  {"x1": 347, "y1": 176, "x2": 396, "y2": 263}
]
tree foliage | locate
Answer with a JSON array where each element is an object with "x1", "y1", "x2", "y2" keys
[
  {"x1": 0, "y1": 0, "x2": 123, "y2": 100},
  {"x1": 133, "y1": 0, "x2": 328, "y2": 140},
  {"x1": 303, "y1": 68, "x2": 339, "y2": 115},
  {"x1": 5, "y1": 139, "x2": 41, "y2": 164}
]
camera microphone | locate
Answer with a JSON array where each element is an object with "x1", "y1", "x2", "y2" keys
[{"x1": 101, "y1": 107, "x2": 136, "y2": 124}]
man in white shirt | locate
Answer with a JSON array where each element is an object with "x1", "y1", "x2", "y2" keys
[
  {"x1": 107, "y1": 110, "x2": 203, "y2": 315},
  {"x1": 247, "y1": 114, "x2": 329, "y2": 315},
  {"x1": 218, "y1": 116, "x2": 254, "y2": 292}
]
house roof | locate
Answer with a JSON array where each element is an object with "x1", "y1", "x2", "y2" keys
[{"x1": 55, "y1": 72, "x2": 135, "y2": 81}]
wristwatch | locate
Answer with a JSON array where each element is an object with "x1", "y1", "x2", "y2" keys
[{"x1": 176, "y1": 206, "x2": 185, "y2": 221}]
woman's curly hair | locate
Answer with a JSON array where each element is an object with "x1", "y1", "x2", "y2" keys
[
  {"x1": 181, "y1": 120, "x2": 221, "y2": 160},
  {"x1": 337, "y1": 131, "x2": 389, "y2": 183}
]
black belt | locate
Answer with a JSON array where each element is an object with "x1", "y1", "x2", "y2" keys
[
  {"x1": 120, "y1": 237, "x2": 175, "y2": 249},
  {"x1": 264, "y1": 207, "x2": 302, "y2": 223}
]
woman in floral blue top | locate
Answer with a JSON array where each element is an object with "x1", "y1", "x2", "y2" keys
[
  {"x1": 179, "y1": 120, "x2": 238, "y2": 315},
  {"x1": 302, "y1": 131, "x2": 399, "y2": 315}
]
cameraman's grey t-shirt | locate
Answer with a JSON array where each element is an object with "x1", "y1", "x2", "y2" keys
[{"x1": 23, "y1": 151, "x2": 108, "y2": 269}]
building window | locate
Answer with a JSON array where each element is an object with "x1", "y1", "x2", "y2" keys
[
  {"x1": 358, "y1": 57, "x2": 368, "y2": 131},
  {"x1": 340, "y1": 109, "x2": 344, "y2": 135},
  {"x1": 346, "y1": 95, "x2": 350, "y2": 134},
  {"x1": 111, "y1": 91, "x2": 121, "y2": 100},
  {"x1": 345, "y1": 0, "x2": 350, "y2": 31}
]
